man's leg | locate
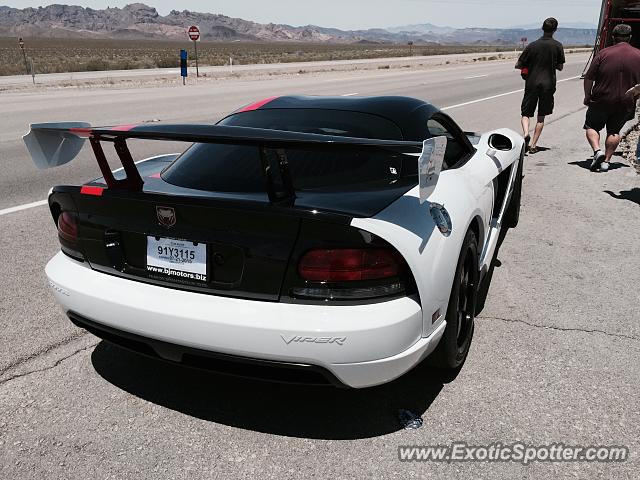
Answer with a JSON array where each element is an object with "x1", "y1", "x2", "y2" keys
[
  {"x1": 584, "y1": 106, "x2": 607, "y2": 171},
  {"x1": 600, "y1": 111, "x2": 629, "y2": 171},
  {"x1": 530, "y1": 115, "x2": 545, "y2": 150},
  {"x1": 586, "y1": 129, "x2": 605, "y2": 171},
  {"x1": 520, "y1": 89, "x2": 535, "y2": 147},
  {"x1": 585, "y1": 128, "x2": 601, "y2": 152},
  {"x1": 521, "y1": 116, "x2": 530, "y2": 138},
  {"x1": 603, "y1": 134, "x2": 621, "y2": 162},
  {"x1": 529, "y1": 89, "x2": 554, "y2": 152}
]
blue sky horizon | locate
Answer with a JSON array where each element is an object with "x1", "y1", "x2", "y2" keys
[{"x1": 2, "y1": 1, "x2": 604, "y2": 30}]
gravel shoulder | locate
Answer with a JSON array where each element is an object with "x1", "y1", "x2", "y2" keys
[
  {"x1": 621, "y1": 107, "x2": 640, "y2": 173},
  {"x1": 0, "y1": 49, "x2": 591, "y2": 93}
]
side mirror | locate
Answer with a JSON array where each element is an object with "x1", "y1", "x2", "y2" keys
[{"x1": 419, "y1": 136, "x2": 447, "y2": 204}]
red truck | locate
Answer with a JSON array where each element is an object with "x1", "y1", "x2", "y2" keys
[
  {"x1": 582, "y1": 1, "x2": 640, "y2": 74},
  {"x1": 595, "y1": 0, "x2": 640, "y2": 50}
]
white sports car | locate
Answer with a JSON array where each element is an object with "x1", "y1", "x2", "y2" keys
[{"x1": 24, "y1": 95, "x2": 524, "y2": 388}]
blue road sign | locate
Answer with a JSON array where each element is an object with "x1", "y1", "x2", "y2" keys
[{"x1": 180, "y1": 49, "x2": 188, "y2": 78}]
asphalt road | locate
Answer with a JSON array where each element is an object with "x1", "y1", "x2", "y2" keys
[{"x1": 1, "y1": 52, "x2": 639, "y2": 479}]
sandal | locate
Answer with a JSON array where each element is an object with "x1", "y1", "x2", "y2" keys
[{"x1": 528, "y1": 145, "x2": 539, "y2": 154}]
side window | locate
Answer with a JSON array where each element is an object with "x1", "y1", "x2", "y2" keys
[
  {"x1": 426, "y1": 116, "x2": 471, "y2": 169},
  {"x1": 426, "y1": 118, "x2": 451, "y2": 138}
]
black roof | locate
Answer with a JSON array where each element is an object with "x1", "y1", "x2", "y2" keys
[{"x1": 228, "y1": 95, "x2": 442, "y2": 141}]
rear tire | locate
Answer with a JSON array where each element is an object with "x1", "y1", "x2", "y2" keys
[
  {"x1": 429, "y1": 229, "x2": 478, "y2": 369},
  {"x1": 504, "y1": 151, "x2": 524, "y2": 228}
]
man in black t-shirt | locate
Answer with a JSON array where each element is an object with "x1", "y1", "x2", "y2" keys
[{"x1": 515, "y1": 18, "x2": 566, "y2": 154}]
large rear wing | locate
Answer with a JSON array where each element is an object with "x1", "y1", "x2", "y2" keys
[{"x1": 24, "y1": 122, "x2": 445, "y2": 204}]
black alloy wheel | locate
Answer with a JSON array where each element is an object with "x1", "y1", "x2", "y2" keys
[{"x1": 430, "y1": 228, "x2": 478, "y2": 369}]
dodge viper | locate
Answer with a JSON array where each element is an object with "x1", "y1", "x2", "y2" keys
[{"x1": 24, "y1": 95, "x2": 524, "y2": 388}]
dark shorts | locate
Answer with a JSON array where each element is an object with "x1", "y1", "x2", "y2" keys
[
  {"x1": 521, "y1": 86, "x2": 555, "y2": 118},
  {"x1": 583, "y1": 105, "x2": 631, "y2": 135}
]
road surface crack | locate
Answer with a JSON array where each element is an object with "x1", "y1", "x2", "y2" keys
[
  {"x1": 0, "y1": 331, "x2": 88, "y2": 377},
  {"x1": 0, "y1": 339, "x2": 98, "y2": 387},
  {"x1": 478, "y1": 315, "x2": 640, "y2": 342}
]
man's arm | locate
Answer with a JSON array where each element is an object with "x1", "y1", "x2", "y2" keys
[
  {"x1": 625, "y1": 84, "x2": 640, "y2": 98},
  {"x1": 515, "y1": 46, "x2": 529, "y2": 69},
  {"x1": 584, "y1": 78, "x2": 594, "y2": 106},
  {"x1": 556, "y1": 44, "x2": 566, "y2": 71},
  {"x1": 583, "y1": 52, "x2": 600, "y2": 105}
]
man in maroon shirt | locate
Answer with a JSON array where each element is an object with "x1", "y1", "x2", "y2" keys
[{"x1": 584, "y1": 24, "x2": 640, "y2": 172}]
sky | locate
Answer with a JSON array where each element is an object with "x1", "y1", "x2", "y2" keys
[{"x1": 2, "y1": 0, "x2": 604, "y2": 30}]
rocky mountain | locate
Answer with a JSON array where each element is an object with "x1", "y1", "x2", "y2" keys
[{"x1": 0, "y1": 3, "x2": 597, "y2": 45}]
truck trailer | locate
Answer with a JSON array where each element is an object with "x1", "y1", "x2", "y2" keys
[
  {"x1": 595, "y1": 0, "x2": 640, "y2": 50},
  {"x1": 582, "y1": 1, "x2": 640, "y2": 75}
]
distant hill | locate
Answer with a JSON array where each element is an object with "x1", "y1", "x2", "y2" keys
[
  {"x1": 438, "y1": 28, "x2": 597, "y2": 46},
  {"x1": 510, "y1": 21, "x2": 598, "y2": 30},
  {"x1": 386, "y1": 23, "x2": 456, "y2": 35},
  {"x1": 0, "y1": 3, "x2": 597, "y2": 45}
]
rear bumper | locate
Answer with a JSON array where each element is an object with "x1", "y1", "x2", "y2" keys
[
  {"x1": 67, "y1": 311, "x2": 347, "y2": 387},
  {"x1": 46, "y1": 252, "x2": 445, "y2": 388}
]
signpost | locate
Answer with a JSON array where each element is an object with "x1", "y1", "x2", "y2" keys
[
  {"x1": 180, "y1": 49, "x2": 188, "y2": 85},
  {"x1": 521, "y1": 37, "x2": 528, "y2": 50},
  {"x1": 188, "y1": 25, "x2": 200, "y2": 78},
  {"x1": 18, "y1": 38, "x2": 35, "y2": 84}
]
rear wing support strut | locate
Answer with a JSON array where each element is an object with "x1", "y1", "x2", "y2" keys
[
  {"x1": 257, "y1": 147, "x2": 296, "y2": 205},
  {"x1": 90, "y1": 136, "x2": 144, "y2": 191}
]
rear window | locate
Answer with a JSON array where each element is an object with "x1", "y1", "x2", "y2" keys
[
  {"x1": 161, "y1": 109, "x2": 416, "y2": 193},
  {"x1": 220, "y1": 109, "x2": 403, "y2": 140}
]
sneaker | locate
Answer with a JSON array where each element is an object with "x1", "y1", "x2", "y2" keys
[
  {"x1": 590, "y1": 150, "x2": 605, "y2": 171},
  {"x1": 600, "y1": 161, "x2": 610, "y2": 172}
]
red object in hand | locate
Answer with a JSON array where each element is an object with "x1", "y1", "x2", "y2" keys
[{"x1": 520, "y1": 67, "x2": 529, "y2": 80}]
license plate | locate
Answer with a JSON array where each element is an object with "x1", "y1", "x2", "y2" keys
[{"x1": 146, "y1": 236, "x2": 207, "y2": 282}]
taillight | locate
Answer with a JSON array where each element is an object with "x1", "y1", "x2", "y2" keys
[
  {"x1": 294, "y1": 248, "x2": 406, "y2": 300},
  {"x1": 57, "y1": 211, "x2": 83, "y2": 261},
  {"x1": 299, "y1": 248, "x2": 400, "y2": 282},
  {"x1": 57, "y1": 212, "x2": 78, "y2": 244}
]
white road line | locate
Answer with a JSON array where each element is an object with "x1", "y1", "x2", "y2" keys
[
  {"x1": 0, "y1": 74, "x2": 583, "y2": 218},
  {"x1": 0, "y1": 199, "x2": 48, "y2": 217},
  {"x1": 464, "y1": 74, "x2": 489, "y2": 79},
  {"x1": 442, "y1": 75, "x2": 581, "y2": 110}
]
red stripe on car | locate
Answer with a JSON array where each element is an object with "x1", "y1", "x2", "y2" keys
[
  {"x1": 80, "y1": 185, "x2": 104, "y2": 196},
  {"x1": 149, "y1": 172, "x2": 161, "y2": 179},
  {"x1": 69, "y1": 128, "x2": 92, "y2": 138},
  {"x1": 239, "y1": 96, "x2": 279, "y2": 112}
]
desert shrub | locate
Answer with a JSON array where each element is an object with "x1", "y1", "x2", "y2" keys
[
  {"x1": 85, "y1": 58, "x2": 110, "y2": 71},
  {"x1": 0, "y1": 37, "x2": 518, "y2": 76},
  {"x1": 155, "y1": 56, "x2": 179, "y2": 68}
]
